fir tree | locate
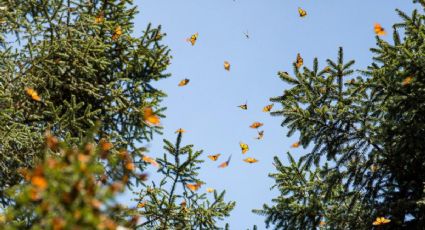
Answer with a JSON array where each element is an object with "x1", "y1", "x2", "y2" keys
[
  {"x1": 135, "y1": 132, "x2": 235, "y2": 229},
  {"x1": 255, "y1": 1, "x2": 425, "y2": 229},
  {"x1": 0, "y1": 0, "x2": 171, "y2": 205}
]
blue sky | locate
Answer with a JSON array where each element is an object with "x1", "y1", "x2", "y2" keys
[{"x1": 130, "y1": 0, "x2": 416, "y2": 229}]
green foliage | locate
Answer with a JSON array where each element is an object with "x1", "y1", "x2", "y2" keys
[
  {"x1": 134, "y1": 132, "x2": 235, "y2": 229},
  {"x1": 0, "y1": 0, "x2": 171, "y2": 204},
  {"x1": 0, "y1": 128, "x2": 141, "y2": 229},
  {"x1": 256, "y1": 1, "x2": 425, "y2": 229}
]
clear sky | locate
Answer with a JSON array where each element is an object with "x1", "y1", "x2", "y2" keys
[{"x1": 130, "y1": 0, "x2": 416, "y2": 229}]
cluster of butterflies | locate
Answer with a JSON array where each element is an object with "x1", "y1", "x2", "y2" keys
[{"x1": 19, "y1": 7, "x2": 403, "y2": 223}]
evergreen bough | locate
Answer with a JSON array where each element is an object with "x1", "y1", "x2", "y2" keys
[{"x1": 255, "y1": 1, "x2": 425, "y2": 229}]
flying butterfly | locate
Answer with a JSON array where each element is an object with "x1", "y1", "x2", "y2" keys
[
  {"x1": 263, "y1": 104, "x2": 274, "y2": 112},
  {"x1": 291, "y1": 141, "x2": 300, "y2": 148},
  {"x1": 238, "y1": 101, "x2": 248, "y2": 110},
  {"x1": 224, "y1": 61, "x2": 231, "y2": 71},
  {"x1": 186, "y1": 181, "x2": 203, "y2": 191},
  {"x1": 240, "y1": 142, "x2": 249, "y2": 154},
  {"x1": 206, "y1": 188, "x2": 214, "y2": 193},
  {"x1": 208, "y1": 154, "x2": 221, "y2": 161},
  {"x1": 250, "y1": 122, "x2": 263, "y2": 129},
  {"x1": 178, "y1": 78, "x2": 190, "y2": 86},
  {"x1": 243, "y1": 30, "x2": 250, "y2": 39},
  {"x1": 186, "y1": 32, "x2": 199, "y2": 46},
  {"x1": 374, "y1": 23, "x2": 386, "y2": 36},
  {"x1": 256, "y1": 130, "x2": 264, "y2": 140},
  {"x1": 296, "y1": 53, "x2": 303, "y2": 68},
  {"x1": 25, "y1": 88, "x2": 41, "y2": 102},
  {"x1": 142, "y1": 155, "x2": 159, "y2": 167},
  {"x1": 298, "y1": 7, "x2": 307, "y2": 17},
  {"x1": 218, "y1": 155, "x2": 232, "y2": 168},
  {"x1": 243, "y1": 157, "x2": 259, "y2": 164},
  {"x1": 143, "y1": 107, "x2": 160, "y2": 126},
  {"x1": 372, "y1": 217, "x2": 391, "y2": 226},
  {"x1": 175, "y1": 128, "x2": 185, "y2": 134}
]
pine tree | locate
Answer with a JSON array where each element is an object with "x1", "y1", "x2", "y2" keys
[
  {"x1": 254, "y1": 1, "x2": 425, "y2": 228},
  {"x1": 0, "y1": 0, "x2": 171, "y2": 205},
  {"x1": 135, "y1": 132, "x2": 235, "y2": 229}
]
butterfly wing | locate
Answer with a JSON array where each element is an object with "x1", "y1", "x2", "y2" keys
[
  {"x1": 240, "y1": 142, "x2": 249, "y2": 154},
  {"x1": 298, "y1": 8, "x2": 307, "y2": 17},
  {"x1": 208, "y1": 154, "x2": 221, "y2": 161}
]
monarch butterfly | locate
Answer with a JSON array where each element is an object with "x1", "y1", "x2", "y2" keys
[
  {"x1": 175, "y1": 128, "x2": 185, "y2": 134},
  {"x1": 143, "y1": 107, "x2": 160, "y2": 126},
  {"x1": 298, "y1": 7, "x2": 307, "y2": 17},
  {"x1": 206, "y1": 188, "x2": 214, "y2": 193},
  {"x1": 25, "y1": 88, "x2": 41, "y2": 102},
  {"x1": 224, "y1": 61, "x2": 231, "y2": 71},
  {"x1": 99, "y1": 138, "x2": 113, "y2": 152},
  {"x1": 238, "y1": 101, "x2": 248, "y2": 110},
  {"x1": 296, "y1": 53, "x2": 303, "y2": 68},
  {"x1": 137, "y1": 201, "x2": 147, "y2": 208},
  {"x1": 218, "y1": 155, "x2": 232, "y2": 168},
  {"x1": 263, "y1": 104, "x2": 274, "y2": 112},
  {"x1": 178, "y1": 78, "x2": 190, "y2": 86},
  {"x1": 402, "y1": 76, "x2": 413, "y2": 86},
  {"x1": 374, "y1": 23, "x2": 386, "y2": 36},
  {"x1": 319, "y1": 221, "x2": 326, "y2": 227},
  {"x1": 94, "y1": 11, "x2": 104, "y2": 24},
  {"x1": 186, "y1": 181, "x2": 202, "y2": 191},
  {"x1": 372, "y1": 217, "x2": 391, "y2": 226},
  {"x1": 243, "y1": 157, "x2": 258, "y2": 163},
  {"x1": 142, "y1": 155, "x2": 159, "y2": 167},
  {"x1": 250, "y1": 122, "x2": 263, "y2": 129},
  {"x1": 112, "y1": 26, "x2": 122, "y2": 40},
  {"x1": 208, "y1": 154, "x2": 221, "y2": 161},
  {"x1": 186, "y1": 32, "x2": 198, "y2": 46},
  {"x1": 240, "y1": 142, "x2": 249, "y2": 154},
  {"x1": 243, "y1": 31, "x2": 250, "y2": 39},
  {"x1": 256, "y1": 130, "x2": 264, "y2": 140},
  {"x1": 291, "y1": 141, "x2": 300, "y2": 148}
]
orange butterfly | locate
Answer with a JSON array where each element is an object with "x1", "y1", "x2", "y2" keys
[
  {"x1": 112, "y1": 26, "x2": 122, "y2": 40},
  {"x1": 94, "y1": 11, "x2": 104, "y2": 24},
  {"x1": 25, "y1": 88, "x2": 41, "y2": 102},
  {"x1": 186, "y1": 181, "x2": 202, "y2": 191},
  {"x1": 143, "y1": 107, "x2": 160, "y2": 126},
  {"x1": 298, "y1": 7, "x2": 307, "y2": 17},
  {"x1": 296, "y1": 53, "x2": 303, "y2": 68},
  {"x1": 402, "y1": 76, "x2": 413, "y2": 86},
  {"x1": 142, "y1": 155, "x2": 159, "y2": 167},
  {"x1": 243, "y1": 157, "x2": 258, "y2": 164},
  {"x1": 178, "y1": 78, "x2": 190, "y2": 86},
  {"x1": 206, "y1": 188, "x2": 214, "y2": 193},
  {"x1": 291, "y1": 141, "x2": 300, "y2": 148},
  {"x1": 175, "y1": 128, "x2": 185, "y2": 134},
  {"x1": 218, "y1": 155, "x2": 232, "y2": 168},
  {"x1": 224, "y1": 61, "x2": 231, "y2": 71},
  {"x1": 374, "y1": 23, "x2": 386, "y2": 36},
  {"x1": 256, "y1": 130, "x2": 264, "y2": 140},
  {"x1": 250, "y1": 122, "x2": 263, "y2": 129},
  {"x1": 208, "y1": 154, "x2": 221, "y2": 161},
  {"x1": 186, "y1": 32, "x2": 198, "y2": 46},
  {"x1": 263, "y1": 104, "x2": 274, "y2": 112},
  {"x1": 240, "y1": 142, "x2": 249, "y2": 154},
  {"x1": 372, "y1": 217, "x2": 391, "y2": 226}
]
